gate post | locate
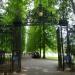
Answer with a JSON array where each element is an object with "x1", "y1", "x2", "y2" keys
[
  {"x1": 12, "y1": 16, "x2": 22, "y2": 72},
  {"x1": 66, "y1": 25, "x2": 71, "y2": 68},
  {"x1": 56, "y1": 27, "x2": 62, "y2": 70}
]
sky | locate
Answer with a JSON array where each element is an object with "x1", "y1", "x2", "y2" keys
[
  {"x1": 73, "y1": 0, "x2": 75, "y2": 3},
  {"x1": 0, "y1": 0, "x2": 8, "y2": 13}
]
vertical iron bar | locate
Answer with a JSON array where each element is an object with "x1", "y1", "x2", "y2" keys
[
  {"x1": 43, "y1": 24, "x2": 45, "y2": 59},
  {"x1": 60, "y1": 26, "x2": 64, "y2": 71},
  {"x1": 39, "y1": 26, "x2": 41, "y2": 58}
]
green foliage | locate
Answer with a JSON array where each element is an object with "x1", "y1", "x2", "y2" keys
[
  {"x1": 26, "y1": 25, "x2": 57, "y2": 52},
  {"x1": 31, "y1": 6, "x2": 58, "y2": 25},
  {"x1": 0, "y1": 0, "x2": 74, "y2": 54},
  {"x1": 34, "y1": 0, "x2": 59, "y2": 25},
  {"x1": 2, "y1": 0, "x2": 30, "y2": 24},
  {"x1": 25, "y1": 0, "x2": 58, "y2": 53},
  {"x1": 58, "y1": 0, "x2": 72, "y2": 19},
  {"x1": 21, "y1": 26, "x2": 26, "y2": 52},
  {"x1": 0, "y1": 32, "x2": 13, "y2": 52},
  {"x1": 34, "y1": 0, "x2": 57, "y2": 8},
  {"x1": 71, "y1": 45, "x2": 75, "y2": 56},
  {"x1": 45, "y1": 26, "x2": 57, "y2": 51},
  {"x1": 26, "y1": 26, "x2": 41, "y2": 52},
  {"x1": 0, "y1": 0, "x2": 31, "y2": 52}
]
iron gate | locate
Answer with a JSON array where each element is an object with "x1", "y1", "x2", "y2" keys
[{"x1": 0, "y1": 25, "x2": 21, "y2": 73}]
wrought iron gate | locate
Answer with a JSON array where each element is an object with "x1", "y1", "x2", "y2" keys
[{"x1": 0, "y1": 25, "x2": 21, "y2": 73}]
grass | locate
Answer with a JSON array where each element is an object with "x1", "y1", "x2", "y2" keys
[{"x1": 46, "y1": 56, "x2": 58, "y2": 60}]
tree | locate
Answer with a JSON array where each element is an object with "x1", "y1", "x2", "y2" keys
[
  {"x1": 25, "y1": 0, "x2": 59, "y2": 59},
  {"x1": 0, "y1": 0, "x2": 31, "y2": 53},
  {"x1": 26, "y1": 26, "x2": 41, "y2": 52},
  {"x1": 70, "y1": 0, "x2": 75, "y2": 14}
]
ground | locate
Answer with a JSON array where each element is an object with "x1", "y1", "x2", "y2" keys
[{"x1": 0, "y1": 55, "x2": 75, "y2": 75}]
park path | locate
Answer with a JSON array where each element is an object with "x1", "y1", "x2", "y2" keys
[
  {"x1": 0, "y1": 55, "x2": 75, "y2": 75},
  {"x1": 20, "y1": 56, "x2": 75, "y2": 75}
]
